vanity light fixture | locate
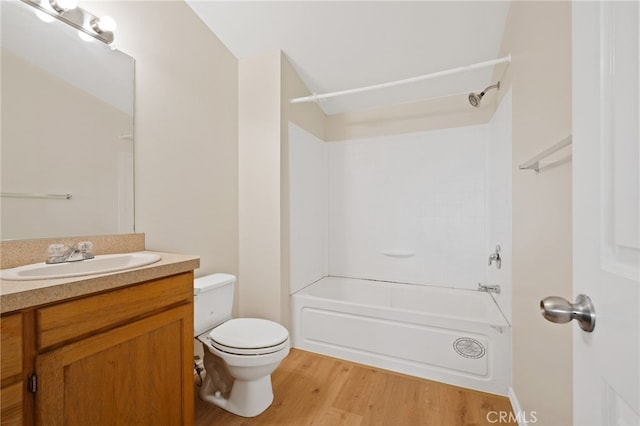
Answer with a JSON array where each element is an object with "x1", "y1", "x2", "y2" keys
[
  {"x1": 21, "y1": 0, "x2": 117, "y2": 47},
  {"x1": 35, "y1": 9, "x2": 55, "y2": 22},
  {"x1": 77, "y1": 30, "x2": 95, "y2": 43},
  {"x1": 91, "y1": 15, "x2": 117, "y2": 33},
  {"x1": 48, "y1": 0, "x2": 78, "y2": 13}
]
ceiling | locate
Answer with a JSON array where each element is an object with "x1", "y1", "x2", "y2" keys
[{"x1": 186, "y1": 1, "x2": 511, "y2": 115}]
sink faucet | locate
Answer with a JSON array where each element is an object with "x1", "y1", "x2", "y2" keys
[{"x1": 46, "y1": 241, "x2": 94, "y2": 264}]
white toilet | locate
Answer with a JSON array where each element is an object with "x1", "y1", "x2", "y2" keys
[{"x1": 194, "y1": 274, "x2": 290, "y2": 418}]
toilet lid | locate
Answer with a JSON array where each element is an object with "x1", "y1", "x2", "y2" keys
[{"x1": 209, "y1": 318, "x2": 289, "y2": 350}]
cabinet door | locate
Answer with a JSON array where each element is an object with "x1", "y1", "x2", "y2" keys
[
  {"x1": 1, "y1": 313, "x2": 23, "y2": 426},
  {"x1": 35, "y1": 304, "x2": 194, "y2": 426}
]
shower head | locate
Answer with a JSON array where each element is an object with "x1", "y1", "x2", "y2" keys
[
  {"x1": 468, "y1": 81, "x2": 501, "y2": 108},
  {"x1": 468, "y1": 93, "x2": 482, "y2": 107}
]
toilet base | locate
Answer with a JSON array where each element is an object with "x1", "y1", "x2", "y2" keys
[
  {"x1": 196, "y1": 330, "x2": 289, "y2": 418},
  {"x1": 200, "y1": 374, "x2": 274, "y2": 418}
]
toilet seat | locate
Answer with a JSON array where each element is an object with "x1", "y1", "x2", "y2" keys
[
  {"x1": 208, "y1": 318, "x2": 289, "y2": 356},
  {"x1": 210, "y1": 339, "x2": 289, "y2": 356}
]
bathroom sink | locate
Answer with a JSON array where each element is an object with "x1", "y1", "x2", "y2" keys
[{"x1": 0, "y1": 252, "x2": 161, "y2": 281}]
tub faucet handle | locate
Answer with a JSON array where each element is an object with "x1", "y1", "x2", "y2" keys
[{"x1": 488, "y1": 245, "x2": 501, "y2": 269}]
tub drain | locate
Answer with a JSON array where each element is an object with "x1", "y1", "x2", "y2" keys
[{"x1": 453, "y1": 337, "x2": 486, "y2": 359}]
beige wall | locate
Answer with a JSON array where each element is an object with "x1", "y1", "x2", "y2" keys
[
  {"x1": 283, "y1": 56, "x2": 326, "y2": 142},
  {"x1": 238, "y1": 51, "x2": 326, "y2": 328},
  {"x1": 80, "y1": 1, "x2": 239, "y2": 283},
  {"x1": 238, "y1": 51, "x2": 282, "y2": 321},
  {"x1": 497, "y1": 2, "x2": 573, "y2": 425}
]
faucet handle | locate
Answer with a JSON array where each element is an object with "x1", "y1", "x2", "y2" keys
[
  {"x1": 76, "y1": 241, "x2": 93, "y2": 253},
  {"x1": 46, "y1": 243, "x2": 70, "y2": 264},
  {"x1": 47, "y1": 243, "x2": 67, "y2": 257},
  {"x1": 76, "y1": 241, "x2": 94, "y2": 259}
]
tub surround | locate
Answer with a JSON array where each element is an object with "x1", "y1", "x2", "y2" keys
[
  {"x1": 288, "y1": 117, "x2": 513, "y2": 397},
  {"x1": 288, "y1": 123, "x2": 507, "y2": 295}
]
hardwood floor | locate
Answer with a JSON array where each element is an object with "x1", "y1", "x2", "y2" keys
[{"x1": 194, "y1": 349, "x2": 516, "y2": 426}]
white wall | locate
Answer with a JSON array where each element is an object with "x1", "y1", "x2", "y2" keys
[
  {"x1": 280, "y1": 54, "x2": 328, "y2": 327},
  {"x1": 485, "y1": 90, "x2": 513, "y2": 322},
  {"x1": 327, "y1": 127, "x2": 487, "y2": 289},
  {"x1": 288, "y1": 123, "x2": 328, "y2": 294},
  {"x1": 288, "y1": 123, "x2": 510, "y2": 293}
]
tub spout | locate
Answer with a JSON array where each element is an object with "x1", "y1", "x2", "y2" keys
[{"x1": 478, "y1": 283, "x2": 501, "y2": 294}]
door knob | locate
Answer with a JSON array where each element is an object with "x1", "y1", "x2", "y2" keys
[{"x1": 540, "y1": 294, "x2": 596, "y2": 332}]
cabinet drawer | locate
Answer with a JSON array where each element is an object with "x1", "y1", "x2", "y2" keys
[
  {"x1": 37, "y1": 272, "x2": 193, "y2": 351},
  {"x1": 1, "y1": 314, "x2": 22, "y2": 383}
]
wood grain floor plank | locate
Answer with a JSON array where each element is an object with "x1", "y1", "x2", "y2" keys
[
  {"x1": 194, "y1": 349, "x2": 516, "y2": 426},
  {"x1": 333, "y1": 365, "x2": 386, "y2": 416},
  {"x1": 316, "y1": 408, "x2": 363, "y2": 426}
]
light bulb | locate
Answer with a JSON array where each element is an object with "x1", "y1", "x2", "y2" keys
[
  {"x1": 35, "y1": 10, "x2": 55, "y2": 22},
  {"x1": 78, "y1": 30, "x2": 94, "y2": 42},
  {"x1": 56, "y1": 0, "x2": 77, "y2": 10},
  {"x1": 95, "y1": 16, "x2": 117, "y2": 32},
  {"x1": 49, "y1": 0, "x2": 77, "y2": 12}
]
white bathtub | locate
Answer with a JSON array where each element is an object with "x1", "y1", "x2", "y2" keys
[{"x1": 291, "y1": 276, "x2": 511, "y2": 396}]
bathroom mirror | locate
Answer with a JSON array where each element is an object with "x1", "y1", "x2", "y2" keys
[{"x1": 0, "y1": 0, "x2": 135, "y2": 241}]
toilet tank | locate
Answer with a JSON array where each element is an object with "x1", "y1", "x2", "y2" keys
[{"x1": 193, "y1": 273, "x2": 236, "y2": 336}]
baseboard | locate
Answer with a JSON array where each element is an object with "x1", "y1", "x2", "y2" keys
[{"x1": 508, "y1": 387, "x2": 528, "y2": 426}]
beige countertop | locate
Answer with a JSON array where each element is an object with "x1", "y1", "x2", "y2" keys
[{"x1": 0, "y1": 251, "x2": 200, "y2": 314}]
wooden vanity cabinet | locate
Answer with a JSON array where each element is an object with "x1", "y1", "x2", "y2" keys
[
  {"x1": 1, "y1": 313, "x2": 25, "y2": 425},
  {"x1": 2, "y1": 271, "x2": 194, "y2": 426}
]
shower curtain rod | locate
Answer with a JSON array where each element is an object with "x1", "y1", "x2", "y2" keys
[{"x1": 289, "y1": 54, "x2": 511, "y2": 104}]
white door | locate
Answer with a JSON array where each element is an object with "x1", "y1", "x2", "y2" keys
[{"x1": 572, "y1": 1, "x2": 639, "y2": 425}]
